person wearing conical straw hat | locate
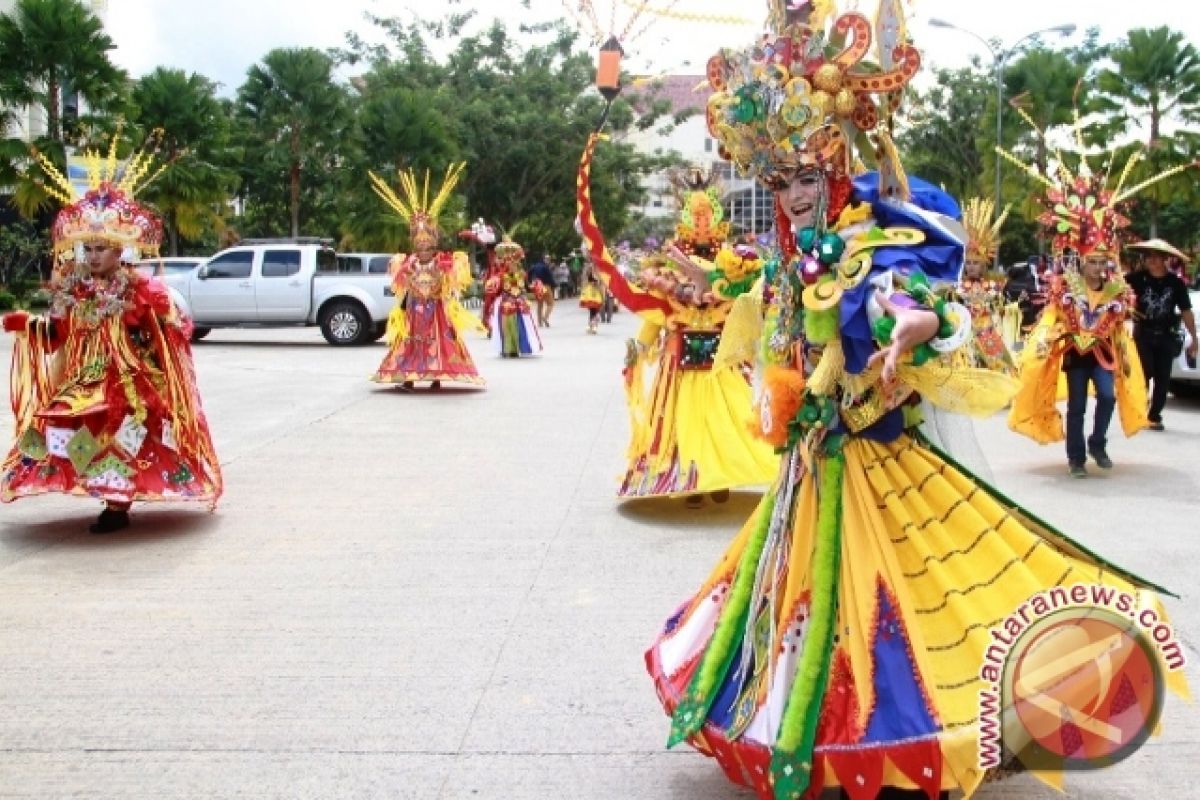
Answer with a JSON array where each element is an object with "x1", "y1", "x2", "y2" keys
[
  {"x1": 1127, "y1": 238, "x2": 1197, "y2": 431},
  {"x1": 574, "y1": 2, "x2": 1190, "y2": 797}
]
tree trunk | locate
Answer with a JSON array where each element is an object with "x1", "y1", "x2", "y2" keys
[
  {"x1": 1148, "y1": 106, "x2": 1161, "y2": 238},
  {"x1": 289, "y1": 127, "x2": 301, "y2": 238},
  {"x1": 47, "y1": 75, "x2": 61, "y2": 142}
]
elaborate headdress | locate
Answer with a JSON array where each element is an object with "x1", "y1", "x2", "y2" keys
[
  {"x1": 705, "y1": 0, "x2": 920, "y2": 190},
  {"x1": 669, "y1": 166, "x2": 730, "y2": 257},
  {"x1": 961, "y1": 197, "x2": 1009, "y2": 265},
  {"x1": 495, "y1": 237, "x2": 525, "y2": 265},
  {"x1": 997, "y1": 107, "x2": 1196, "y2": 260},
  {"x1": 34, "y1": 130, "x2": 167, "y2": 262},
  {"x1": 369, "y1": 162, "x2": 467, "y2": 249}
]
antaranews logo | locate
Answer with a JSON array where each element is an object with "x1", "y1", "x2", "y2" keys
[{"x1": 976, "y1": 584, "x2": 1184, "y2": 771}]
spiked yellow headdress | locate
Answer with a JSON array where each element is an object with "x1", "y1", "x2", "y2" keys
[
  {"x1": 961, "y1": 198, "x2": 1009, "y2": 265},
  {"x1": 35, "y1": 128, "x2": 167, "y2": 260},
  {"x1": 369, "y1": 162, "x2": 467, "y2": 249}
]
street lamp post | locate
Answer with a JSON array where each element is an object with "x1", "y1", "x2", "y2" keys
[{"x1": 929, "y1": 19, "x2": 1076, "y2": 268}]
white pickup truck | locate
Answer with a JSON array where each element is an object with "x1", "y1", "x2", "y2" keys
[{"x1": 161, "y1": 239, "x2": 394, "y2": 346}]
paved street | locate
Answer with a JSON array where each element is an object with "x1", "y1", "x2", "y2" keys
[{"x1": 1, "y1": 304, "x2": 1197, "y2": 799}]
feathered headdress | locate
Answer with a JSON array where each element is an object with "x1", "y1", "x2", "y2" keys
[
  {"x1": 996, "y1": 106, "x2": 1196, "y2": 259},
  {"x1": 705, "y1": 0, "x2": 920, "y2": 190},
  {"x1": 369, "y1": 162, "x2": 467, "y2": 248},
  {"x1": 34, "y1": 127, "x2": 167, "y2": 261},
  {"x1": 961, "y1": 197, "x2": 1009, "y2": 265}
]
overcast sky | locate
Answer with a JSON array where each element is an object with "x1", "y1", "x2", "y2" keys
[{"x1": 106, "y1": 0, "x2": 1200, "y2": 96}]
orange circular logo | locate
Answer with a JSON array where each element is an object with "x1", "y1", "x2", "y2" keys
[{"x1": 1002, "y1": 608, "x2": 1163, "y2": 770}]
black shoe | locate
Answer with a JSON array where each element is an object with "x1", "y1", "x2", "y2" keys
[
  {"x1": 1149, "y1": 421, "x2": 1165, "y2": 431},
  {"x1": 89, "y1": 508, "x2": 130, "y2": 534},
  {"x1": 1089, "y1": 447, "x2": 1113, "y2": 469},
  {"x1": 398, "y1": 381, "x2": 414, "y2": 392},
  {"x1": 429, "y1": 381, "x2": 442, "y2": 390},
  {"x1": 1069, "y1": 462, "x2": 1088, "y2": 479}
]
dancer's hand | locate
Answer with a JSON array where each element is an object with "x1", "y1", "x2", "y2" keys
[
  {"x1": 664, "y1": 245, "x2": 711, "y2": 294},
  {"x1": 868, "y1": 292, "x2": 939, "y2": 383}
]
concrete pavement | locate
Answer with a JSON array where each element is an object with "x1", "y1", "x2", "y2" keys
[{"x1": 0, "y1": 305, "x2": 1196, "y2": 799}]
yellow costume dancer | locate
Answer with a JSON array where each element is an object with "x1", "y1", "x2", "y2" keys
[
  {"x1": 999, "y1": 109, "x2": 1190, "y2": 468},
  {"x1": 597, "y1": 3, "x2": 1191, "y2": 797},
  {"x1": 954, "y1": 198, "x2": 1019, "y2": 374},
  {"x1": 367, "y1": 163, "x2": 485, "y2": 390},
  {"x1": 583, "y1": 169, "x2": 776, "y2": 499}
]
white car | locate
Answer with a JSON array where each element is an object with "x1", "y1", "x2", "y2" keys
[
  {"x1": 159, "y1": 239, "x2": 394, "y2": 345},
  {"x1": 133, "y1": 257, "x2": 205, "y2": 278},
  {"x1": 1170, "y1": 290, "x2": 1200, "y2": 397}
]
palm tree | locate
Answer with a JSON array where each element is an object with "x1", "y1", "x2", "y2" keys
[
  {"x1": 130, "y1": 68, "x2": 238, "y2": 255},
  {"x1": 0, "y1": 0, "x2": 125, "y2": 143},
  {"x1": 235, "y1": 48, "x2": 345, "y2": 238},
  {"x1": 1095, "y1": 26, "x2": 1200, "y2": 236}
]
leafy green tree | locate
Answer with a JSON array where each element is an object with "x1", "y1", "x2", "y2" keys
[
  {"x1": 0, "y1": 0, "x2": 125, "y2": 144},
  {"x1": 899, "y1": 64, "x2": 992, "y2": 201},
  {"x1": 129, "y1": 68, "x2": 238, "y2": 255},
  {"x1": 1095, "y1": 27, "x2": 1200, "y2": 236},
  {"x1": 235, "y1": 48, "x2": 346, "y2": 238},
  {"x1": 335, "y1": 12, "x2": 675, "y2": 257}
]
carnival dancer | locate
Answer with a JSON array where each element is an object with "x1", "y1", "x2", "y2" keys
[
  {"x1": 579, "y1": 268, "x2": 605, "y2": 334},
  {"x1": 1002, "y1": 111, "x2": 1192, "y2": 475},
  {"x1": 1, "y1": 138, "x2": 222, "y2": 533},
  {"x1": 459, "y1": 218, "x2": 501, "y2": 337},
  {"x1": 1126, "y1": 238, "x2": 1197, "y2": 431},
  {"x1": 581, "y1": 168, "x2": 776, "y2": 502},
  {"x1": 576, "y1": 3, "x2": 1188, "y2": 797},
  {"x1": 954, "y1": 198, "x2": 1019, "y2": 374},
  {"x1": 368, "y1": 163, "x2": 485, "y2": 391},
  {"x1": 494, "y1": 238, "x2": 543, "y2": 358}
]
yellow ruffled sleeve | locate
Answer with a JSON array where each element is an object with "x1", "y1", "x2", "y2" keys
[{"x1": 1008, "y1": 305, "x2": 1066, "y2": 443}]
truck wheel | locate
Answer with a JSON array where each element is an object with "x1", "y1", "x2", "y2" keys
[
  {"x1": 191, "y1": 326, "x2": 212, "y2": 342},
  {"x1": 320, "y1": 301, "x2": 369, "y2": 346}
]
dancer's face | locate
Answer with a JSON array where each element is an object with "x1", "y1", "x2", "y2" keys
[
  {"x1": 415, "y1": 241, "x2": 435, "y2": 262},
  {"x1": 83, "y1": 239, "x2": 121, "y2": 278},
  {"x1": 964, "y1": 259, "x2": 985, "y2": 280},
  {"x1": 1082, "y1": 255, "x2": 1108, "y2": 284},
  {"x1": 777, "y1": 168, "x2": 822, "y2": 231}
]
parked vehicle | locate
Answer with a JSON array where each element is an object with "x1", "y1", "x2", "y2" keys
[
  {"x1": 133, "y1": 256, "x2": 205, "y2": 278},
  {"x1": 336, "y1": 252, "x2": 395, "y2": 275},
  {"x1": 1170, "y1": 290, "x2": 1200, "y2": 398},
  {"x1": 158, "y1": 238, "x2": 394, "y2": 345}
]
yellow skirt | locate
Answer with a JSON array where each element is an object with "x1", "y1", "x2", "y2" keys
[
  {"x1": 620, "y1": 351, "x2": 777, "y2": 498},
  {"x1": 648, "y1": 434, "x2": 1187, "y2": 798}
]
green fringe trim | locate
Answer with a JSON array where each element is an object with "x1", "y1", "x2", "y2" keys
[
  {"x1": 668, "y1": 490, "x2": 778, "y2": 748},
  {"x1": 771, "y1": 452, "x2": 845, "y2": 799}
]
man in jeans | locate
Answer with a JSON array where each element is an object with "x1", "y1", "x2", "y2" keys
[{"x1": 1127, "y1": 239, "x2": 1198, "y2": 431}]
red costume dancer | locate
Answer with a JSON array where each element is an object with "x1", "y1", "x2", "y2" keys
[
  {"x1": 459, "y1": 219, "x2": 502, "y2": 337},
  {"x1": 1, "y1": 138, "x2": 222, "y2": 533},
  {"x1": 368, "y1": 163, "x2": 485, "y2": 391}
]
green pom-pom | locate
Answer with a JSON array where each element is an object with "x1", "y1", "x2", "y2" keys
[
  {"x1": 804, "y1": 305, "x2": 839, "y2": 344},
  {"x1": 817, "y1": 233, "x2": 845, "y2": 264},
  {"x1": 873, "y1": 316, "x2": 896, "y2": 344},
  {"x1": 797, "y1": 227, "x2": 817, "y2": 252},
  {"x1": 938, "y1": 321, "x2": 954, "y2": 338}
]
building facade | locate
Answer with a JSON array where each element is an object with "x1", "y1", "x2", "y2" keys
[{"x1": 621, "y1": 74, "x2": 777, "y2": 240}]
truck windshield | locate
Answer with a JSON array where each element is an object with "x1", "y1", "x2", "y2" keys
[{"x1": 316, "y1": 248, "x2": 338, "y2": 273}]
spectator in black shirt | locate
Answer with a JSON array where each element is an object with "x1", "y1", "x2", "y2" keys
[{"x1": 1127, "y1": 239, "x2": 1198, "y2": 430}]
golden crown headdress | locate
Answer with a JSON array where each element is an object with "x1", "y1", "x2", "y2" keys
[
  {"x1": 997, "y1": 106, "x2": 1196, "y2": 259},
  {"x1": 961, "y1": 197, "x2": 1009, "y2": 265},
  {"x1": 369, "y1": 162, "x2": 467, "y2": 248},
  {"x1": 34, "y1": 127, "x2": 167, "y2": 259},
  {"x1": 495, "y1": 236, "x2": 525, "y2": 264},
  {"x1": 706, "y1": 0, "x2": 920, "y2": 188}
]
